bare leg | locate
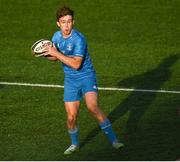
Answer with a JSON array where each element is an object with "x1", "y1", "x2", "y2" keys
[
  {"x1": 65, "y1": 101, "x2": 80, "y2": 130},
  {"x1": 84, "y1": 92, "x2": 123, "y2": 148},
  {"x1": 84, "y1": 92, "x2": 106, "y2": 123},
  {"x1": 64, "y1": 100, "x2": 80, "y2": 152}
]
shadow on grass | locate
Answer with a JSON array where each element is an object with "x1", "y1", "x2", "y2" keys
[{"x1": 80, "y1": 54, "x2": 179, "y2": 153}]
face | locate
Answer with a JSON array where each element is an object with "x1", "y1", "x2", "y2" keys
[{"x1": 57, "y1": 15, "x2": 74, "y2": 38}]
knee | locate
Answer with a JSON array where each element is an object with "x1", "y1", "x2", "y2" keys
[
  {"x1": 67, "y1": 114, "x2": 77, "y2": 124},
  {"x1": 87, "y1": 104, "x2": 100, "y2": 115},
  {"x1": 87, "y1": 102, "x2": 96, "y2": 110}
]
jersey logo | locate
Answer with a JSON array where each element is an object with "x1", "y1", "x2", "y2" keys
[{"x1": 67, "y1": 44, "x2": 73, "y2": 51}]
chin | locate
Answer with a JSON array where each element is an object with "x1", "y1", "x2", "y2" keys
[{"x1": 63, "y1": 31, "x2": 71, "y2": 37}]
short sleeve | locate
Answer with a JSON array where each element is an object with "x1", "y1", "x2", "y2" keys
[
  {"x1": 73, "y1": 37, "x2": 86, "y2": 57},
  {"x1": 52, "y1": 33, "x2": 56, "y2": 44}
]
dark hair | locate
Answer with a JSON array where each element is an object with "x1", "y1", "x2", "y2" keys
[{"x1": 56, "y1": 6, "x2": 74, "y2": 21}]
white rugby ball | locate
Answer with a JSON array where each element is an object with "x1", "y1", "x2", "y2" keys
[{"x1": 31, "y1": 39, "x2": 52, "y2": 54}]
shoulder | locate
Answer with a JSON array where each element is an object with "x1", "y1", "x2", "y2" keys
[
  {"x1": 72, "y1": 29, "x2": 86, "y2": 43},
  {"x1": 52, "y1": 31, "x2": 62, "y2": 42},
  {"x1": 53, "y1": 31, "x2": 61, "y2": 37}
]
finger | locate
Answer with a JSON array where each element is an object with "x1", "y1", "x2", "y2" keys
[
  {"x1": 44, "y1": 46, "x2": 50, "y2": 51},
  {"x1": 42, "y1": 51, "x2": 50, "y2": 56}
]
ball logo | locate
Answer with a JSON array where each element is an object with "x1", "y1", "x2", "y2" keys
[
  {"x1": 31, "y1": 39, "x2": 52, "y2": 55},
  {"x1": 36, "y1": 42, "x2": 51, "y2": 52}
]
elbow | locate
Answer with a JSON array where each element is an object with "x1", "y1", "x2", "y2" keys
[
  {"x1": 69, "y1": 58, "x2": 82, "y2": 70},
  {"x1": 72, "y1": 63, "x2": 81, "y2": 70},
  {"x1": 73, "y1": 64, "x2": 81, "y2": 70}
]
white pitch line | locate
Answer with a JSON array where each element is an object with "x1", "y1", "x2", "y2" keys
[{"x1": 0, "y1": 81, "x2": 180, "y2": 94}]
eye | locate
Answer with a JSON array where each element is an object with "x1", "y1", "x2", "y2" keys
[
  {"x1": 61, "y1": 20, "x2": 66, "y2": 24},
  {"x1": 67, "y1": 19, "x2": 72, "y2": 23}
]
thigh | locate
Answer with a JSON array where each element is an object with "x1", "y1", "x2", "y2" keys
[
  {"x1": 84, "y1": 92, "x2": 106, "y2": 122},
  {"x1": 84, "y1": 91, "x2": 99, "y2": 109}
]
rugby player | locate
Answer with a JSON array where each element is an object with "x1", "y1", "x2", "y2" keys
[{"x1": 44, "y1": 6, "x2": 124, "y2": 155}]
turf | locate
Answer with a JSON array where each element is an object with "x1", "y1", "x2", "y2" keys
[{"x1": 0, "y1": 0, "x2": 180, "y2": 160}]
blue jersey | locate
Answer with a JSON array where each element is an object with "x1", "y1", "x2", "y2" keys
[{"x1": 52, "y1": 29, "x2": 95, "y2": 78}]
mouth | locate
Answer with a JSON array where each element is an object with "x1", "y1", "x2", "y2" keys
[
  {"x1": 62, "y1": 29, "x2": 71, "y2": 37},
  {"x1": 65, "y1": 28, "x2": 70, "y2": 31},
  {"x1": 64, "y1": 29, "x2": 71, "y2": 34}
]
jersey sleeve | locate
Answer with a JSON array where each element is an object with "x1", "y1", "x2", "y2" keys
[
  {"x1": 51, "y1": 32, "x2": 60, "y2": 50},
  {"x1": 52, "y1": 33, "x2": 57, "y2": 44},
  {"x1": 73, "y1": 37, "x2": 86, "y2": 57}
]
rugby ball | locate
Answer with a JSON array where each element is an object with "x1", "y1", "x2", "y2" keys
[{"x1": 31, "y1": 39, "x2": 52, "y2": 56}]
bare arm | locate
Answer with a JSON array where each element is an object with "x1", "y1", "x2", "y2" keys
[
  {"x1": 44, "y1": 44, "x2": 83, "y2": 70},
  {"x1": 45, "y1": 56, "x2": 58, "y2": 61}
]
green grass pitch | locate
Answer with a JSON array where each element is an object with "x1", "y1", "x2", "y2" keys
[{"x1": 0, "y1": 0, "x2": 180, "y2": 160}]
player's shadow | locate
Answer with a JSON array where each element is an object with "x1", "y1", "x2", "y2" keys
[{"x1": 80, "y1": 54, "x2": 179, "y2": 148}]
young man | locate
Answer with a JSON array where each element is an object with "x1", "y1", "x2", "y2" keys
[{"x1": 44, "y1": 6, "x2": 124, "y2": 155}]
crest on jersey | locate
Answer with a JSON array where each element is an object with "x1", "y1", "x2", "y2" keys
[{"x1": 67, "y1": 44, "x2": 73, "y2": 51}]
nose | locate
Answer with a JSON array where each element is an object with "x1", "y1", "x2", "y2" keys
[{"x1": 65, "y1": 22, "x2": 68, "y2": 27}]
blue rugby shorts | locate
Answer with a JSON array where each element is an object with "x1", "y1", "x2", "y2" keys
[{"x1": 64, "y1": 72, "x2": 98, "y2": 102}]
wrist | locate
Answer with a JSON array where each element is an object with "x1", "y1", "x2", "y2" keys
[{"x1": 53, "y1": 51, "x2": 59, "y2": 57}]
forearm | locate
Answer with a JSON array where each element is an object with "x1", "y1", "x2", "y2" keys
[
  {"x1": 53, "y1": 51, "x2": 82, "y2": 70},
  {"x1": 44, "y1": 45, "x2": 82, "y2": 69}
]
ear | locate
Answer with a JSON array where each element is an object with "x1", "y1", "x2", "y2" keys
[
  {"x1": 56, "y1": 21, "x2": 60, "y2": 27},
  {"x1": 73, "y1": 20, "x2": 75, "y2": 25}
]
